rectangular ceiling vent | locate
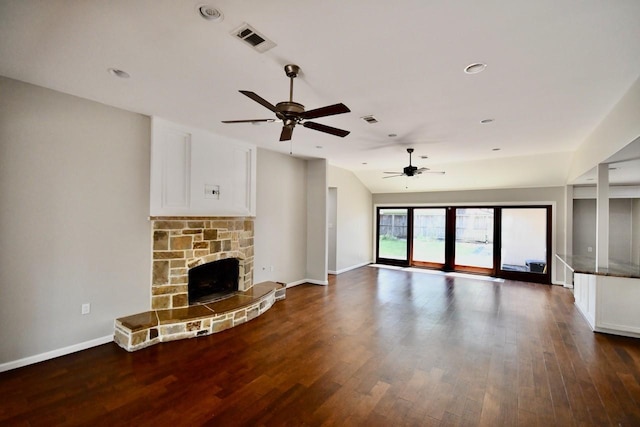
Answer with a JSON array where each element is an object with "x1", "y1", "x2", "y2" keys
[
  {"x1": 231, "y1": 23, "x2": 276, "y2": 53},
  {"x1": 361, "y1": 115, "x2": 379, "y2": 124}
]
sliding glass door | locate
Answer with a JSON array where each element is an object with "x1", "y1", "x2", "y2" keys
[
  {"x1": 454, "y1": 208, "x2": 494, "y2": 273},
  {"x1": 376, "y1": 205, "x2": 552, "y2": 284},
  {"x1": 412, "y1": 208, "x2": 446, "y2": 267},
  {"x1": 498, "y1": 207, "x2": 551, "y2": 283},
  {"x1": 377, "y1": 208, "x2": 409, "y2": 265}
]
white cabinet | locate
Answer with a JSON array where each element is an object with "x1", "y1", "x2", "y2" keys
[
  {"x1": 574, "y1": 273, "x2": 640, "y2": 338},
  {"x1": 573, "y1": 273, "x2": 596, "y2": 329},
  {"x1": 150, "y1": 118, "x2": 256, "y2": 217}
]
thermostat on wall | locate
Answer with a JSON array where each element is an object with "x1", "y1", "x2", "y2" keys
[{"x1": 204, "y1": 184, "x2": 220, "y2": 199}]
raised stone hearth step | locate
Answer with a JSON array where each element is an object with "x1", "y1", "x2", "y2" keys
[{"x1": 114, "y1": 281, "x2": 285, "y2": 351}]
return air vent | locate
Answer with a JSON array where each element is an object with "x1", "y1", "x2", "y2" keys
[
  {"x1": 361, "y1": 115, "x2": 378, "y2": 124},
  {"x1": 231, "y1": 23, "x2": 276, "y2": 53}
]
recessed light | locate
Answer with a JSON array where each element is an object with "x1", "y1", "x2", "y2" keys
[
  {"x1": 420, "y1": 155, "x2": 428, "y2": 159},
  {"x1": 464, "y1": 63, "x2": 487, "y2": 74},
  {"x1": 108, "y1": 68, "x2": 130, "y2": 78},
  {"x1": 480, "y1": 119, "x2": 494, "y2": 124},
  {"x1": 388, "y1": 133, "x2": 397, "y2": 138},
  {"x1": 609, "y1": 167, "x2": 618, "y2": 170},
  {"x1": 315, "y1": 145, "x2": 323, "y2": 149},
  {"x1": 492, "y1": 148, "x2": 501, "y2": 151},
  {"x1": 362, "y1": 162, "x2": 368, "y2": 165},
  {"x1": 198, "y1": 5, "x2": 223, "y2": 22}
]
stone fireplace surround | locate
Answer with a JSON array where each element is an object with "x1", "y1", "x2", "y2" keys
[
  {"x1": 150, "y1": 217, "x2": 254, "y2": 310},
  {"x1": 114, "y1": 216, "x2": 285, "y2": 351}
]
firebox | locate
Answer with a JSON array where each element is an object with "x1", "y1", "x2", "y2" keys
[{"x1": 188, "y1": 258, "x2": 239, "y2": 305}]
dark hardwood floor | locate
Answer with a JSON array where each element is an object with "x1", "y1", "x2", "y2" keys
[{"x1": 2, "y1": 266, "x2": 640, "y2": 426}]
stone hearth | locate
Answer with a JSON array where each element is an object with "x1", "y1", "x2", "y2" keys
[{"x1": 114, "y1": 281, "x2": 286, "y2": 351}]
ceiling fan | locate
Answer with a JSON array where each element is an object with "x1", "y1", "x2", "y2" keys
[
  {"x1": 383, "y1": 148, "x2": 445, "y2": 178},
  {"x1": 222, "y1": 64, "x2": 351, "y2": 141}
]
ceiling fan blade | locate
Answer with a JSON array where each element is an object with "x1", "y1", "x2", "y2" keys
[
  {"x1": 383, "y1": 174, "x2": 405, "y2": 179},
  {"x1": 302, "y1": 121, "x2": 350, "y2": 137},
  {"x1": 383, "y1": 171, "x2": 403, "y2": 174},
  {"x1": 239, "y1": 90, "x2": 277, "y2": 112},
  {"x1": 301, "y1": 103, "x2": 350, "y2": 120},
  {"x1": 221, "y1": 119, "x2": 276, "y2": 124},
  {"x1": 422, "y1": 171, "x2": 446, "y2": 175},
  {"x1": 280, "y1": 125, "x2": 294, "y2": 141}
]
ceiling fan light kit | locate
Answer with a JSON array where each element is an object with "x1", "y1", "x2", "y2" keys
[{"x1": 222, "y1": 64, "x2": 351, "y2": 141}]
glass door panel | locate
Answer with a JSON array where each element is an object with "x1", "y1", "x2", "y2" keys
[
  {"x1": 500, "y1": 208, "x2": 547, "y2": 275},
  {"x1": 412, "y1": 208, "x2": 446, "y2": 265},
  {"x1": 454, "y1": 208, "x2": 494, "y2": 270},
  {"x1": 377, "y1": 208, "x2": 409, "y2": 263}
]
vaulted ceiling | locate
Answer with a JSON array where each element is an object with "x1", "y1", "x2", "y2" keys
[{"x1": 1, "y1": 1, "x2": 639, "y2": 193}]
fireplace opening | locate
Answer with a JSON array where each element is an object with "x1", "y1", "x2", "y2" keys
[{"x1": 188, "y1": 258, "x2": 239, "y2": 305}]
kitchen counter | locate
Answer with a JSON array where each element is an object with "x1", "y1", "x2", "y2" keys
[
  {"x1": 555, "y1": 254, "x2": 640, "y2": 339},
  {"x1": 555, "y1": 254, "x2": 640, "y2": 279}
]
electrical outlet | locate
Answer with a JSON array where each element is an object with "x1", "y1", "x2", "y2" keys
[
  {"x1": 587, "y1": 246, "x2": 593, "y2": 253},
  {"x1": 81, "y1": 303, "x2": 91, "y2": 315}
]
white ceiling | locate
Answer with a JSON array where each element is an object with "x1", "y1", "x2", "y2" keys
[{"x1": 1, "y1": 1, "x2": 639, "y2": 193}]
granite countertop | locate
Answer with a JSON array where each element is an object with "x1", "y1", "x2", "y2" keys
[{"x1": 556, "y1": 254, "x2": 640, "y2": 279}]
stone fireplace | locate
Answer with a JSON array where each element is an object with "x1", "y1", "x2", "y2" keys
[
  {"x1": 114, "y1": 216, "x2": 285, "y2": 352},
  {"x1": 151, "y1": 217, "x2": 254, "y2": 309}
]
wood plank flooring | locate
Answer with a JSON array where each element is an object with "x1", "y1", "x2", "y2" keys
[{"x1": 2, "y1": 266, "x2": 640, "y2": 426}]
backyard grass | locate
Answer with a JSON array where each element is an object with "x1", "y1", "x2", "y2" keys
[{"x1": 378, "y1": 237, "x2": 492, "y2": 267}]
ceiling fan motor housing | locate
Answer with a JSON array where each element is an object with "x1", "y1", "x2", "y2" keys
[
  {"x1": 275, "y1": 101, "x2": 305, "y2": 122},
  {"x1": 404, "y1": 165, "x2": 418, "y2": 176}
]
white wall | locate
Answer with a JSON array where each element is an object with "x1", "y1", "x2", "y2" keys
[
  {"x1": 0, "y1": 77, "x2": 151, "y2": 366},
  {"x1": 328, "y1": 165, "x2": 373, "y2": 273},
  {"x1": 373, "y1": 186, "x2": 566, "y2": 284},
  {"x1": 568, "y1": 75, "x2": 640, "y2": 182},
  {"x1": 253, "y1": 149, "x2": 307, "y2": 285}
]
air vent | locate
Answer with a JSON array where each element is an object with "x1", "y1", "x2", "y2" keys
[
  {"x1": 361, "y1": 115, "x2": 378, "y2": 124},
  {"x1": 231, "y1": 23, "x2": 276, "y2": 53}
]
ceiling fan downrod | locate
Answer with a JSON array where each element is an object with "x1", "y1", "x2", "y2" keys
[{"x1": 284, "y1": 64, "x2": 300, "y2": 103}]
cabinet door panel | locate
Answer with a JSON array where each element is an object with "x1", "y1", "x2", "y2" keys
[{"x1": 161, "y1": 130, "x2": 191, "y2": 209}]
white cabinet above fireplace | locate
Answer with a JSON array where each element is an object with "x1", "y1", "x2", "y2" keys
[{"x1": 150, "y1": 118, "x2": 256, "y2": 216}]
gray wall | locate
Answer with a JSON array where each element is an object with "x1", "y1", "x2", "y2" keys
[
  {"x1": 0, "y1": 77, "x2": 151, "y2": 365},
  {"x1": 573, "y1": 199, "x2": 596, "y2": 257},
  {"x1": 573, "y1": 198, "x2": 636, "y2": 263},
  {"x1": 634, "y1": 199, "x2": 640, "y2": 265},
  {"x1": 306, "y1": 159, "x2": 328, "y2": 284},
  {"x1": 253, "y1": 149, "x2": 307, "y2": 284},
  {"x1": 373, "y1": 186, "x2": 566, "y2": 284},
  {"x1": 328, "y1": 165, "x2": 373, "y2": 272}
]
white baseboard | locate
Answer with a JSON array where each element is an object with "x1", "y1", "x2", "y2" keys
[
  {"x1": 328, "y1": 261, "x2": 372, "y2": 275},
  {"x1": 286, "y1": 278, "x2": 328, "y2": 287},
  {"x1": 0, "y1": 335, "x2": 113, "y2": 373}
]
